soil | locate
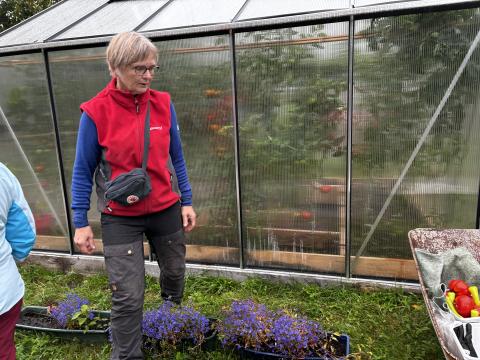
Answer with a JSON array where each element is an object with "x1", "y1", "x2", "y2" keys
[{"x1": 17, "y1": 311, "x2": 65, "y2": 329}]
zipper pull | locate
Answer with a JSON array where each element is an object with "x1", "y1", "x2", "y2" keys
[{"x1": 134, "y1": 97, "x2": 139, "y2": 113}]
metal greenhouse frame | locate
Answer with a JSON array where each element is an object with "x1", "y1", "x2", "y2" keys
[{"x1": 1, "y1": 0, "x2": 479, "y2": 289}]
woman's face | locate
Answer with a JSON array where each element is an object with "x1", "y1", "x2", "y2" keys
[{"x1": 114, "y1": 54, "x2": 157, "y2": 95}]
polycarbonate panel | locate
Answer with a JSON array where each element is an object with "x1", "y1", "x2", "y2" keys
[
  {"x1": 0, "y1": 0, "x2": 108, "y2": 47},
  {"x1": 237, "y1": 0, "x2": 350, "y2": 21},
  {"x1": 351, "y1": 9, "x2": 480, "y2": 280},
  {"x1": 0, "y1": 54, "x2": 69, "y2": 251},
  {"x1": 55, "y1": 0, "x2": 168, "y2": 40},
  {"x1": 236, "y1": 23, "x2": 349, "y2": 274},
  {"x1": 154, "y1": 36, "x2": 239, "y2": 266},
  {"x1": 141, "y1": 0, "x2": 246, "y2": 30},
  {"x1": 48, "y1": 48, "x2": 112, "y2": 256}
]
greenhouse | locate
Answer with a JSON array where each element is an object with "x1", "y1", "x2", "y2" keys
[{"x1": 1, "y1": 0, "x2": 480, "y2": 287}]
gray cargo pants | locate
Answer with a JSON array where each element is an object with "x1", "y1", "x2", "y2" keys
[{"x1": 101, "y1": 204, "x2": 186, "y2": 360}]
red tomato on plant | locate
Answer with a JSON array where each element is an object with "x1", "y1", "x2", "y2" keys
[
  {"x1": 319, "y1": 185, "x2": 333, "y2": 193},
  {"x1": 301, "y1": 211, "x2": 312, "y2": 221}
]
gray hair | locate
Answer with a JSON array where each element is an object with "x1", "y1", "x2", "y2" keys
[{"x1": 106, "y1": 32, "x2": 158, "y2": 71}]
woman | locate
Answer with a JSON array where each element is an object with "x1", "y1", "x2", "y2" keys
[{"x1": 71, "y1": 31, "x2": 196, "y2": 359}]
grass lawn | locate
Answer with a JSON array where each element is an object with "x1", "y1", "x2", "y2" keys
[{"x1": 15, "y1": 264, "x2": 443, "y2": 360}]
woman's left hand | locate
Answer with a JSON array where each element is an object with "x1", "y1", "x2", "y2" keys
[{"x1": 181, "y1": 206, "x2": 196, "y2": 232}]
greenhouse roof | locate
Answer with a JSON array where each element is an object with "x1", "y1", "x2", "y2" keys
[{"x1": 0, "y1": 0, "x2": 478, "y2": 54}]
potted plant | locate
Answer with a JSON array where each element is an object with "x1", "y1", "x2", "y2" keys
[
  {"x1": 141, "y1": 301, "x2": 216, "y2": 357},
  {"x1": 216, "y1": 299, "x2": 349, "y2": 359},
  {"x1": 16, "y1": 293, "x2": 110, "y2": 343}
]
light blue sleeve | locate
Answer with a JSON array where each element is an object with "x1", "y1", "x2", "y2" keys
[
  {"x1": 6, "y1": 202, "x2": 36, "y2": 261},
  {"x1": 0, "y1": 163, "x2": 36, "y2": 261}
]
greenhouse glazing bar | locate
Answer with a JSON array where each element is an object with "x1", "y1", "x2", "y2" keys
[
  {"x1": 133, "y1": 0, "x2": 176, "y2": 33},
  {"x1": 42, "y1": 49, "x2": 74, "y2": 254},
  {"x1": 477, "y1": 179, "x2": 480, "y2": 229},
  {"x1": 44, "y1": 2, "x2": 110, "y2": 42},
  {"x1": 228, "y1": 29, "x2": 245, "y2": 269},
  {"x1": 345, "y1": 16, "x2": 355, "y2": 279}
]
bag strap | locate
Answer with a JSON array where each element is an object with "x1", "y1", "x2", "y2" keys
[{"x1": 142, "y1": 101, "x2": 150, "y2": 170}]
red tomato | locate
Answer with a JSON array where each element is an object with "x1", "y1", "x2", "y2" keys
[
  {"x1": 453, "y1": 280, "x2": 470, "y2": 296},
  {"x1": 448, "y1": 279, "x2": 461, "y2": 290},
  {"x1": 301, "y1": 211, "x2": 312, "y2": 221},
  {"x1": 455, "y1": 295, "x2": 475, "y2": 318},
  {"x1": 319, "y1": 185, "x2": 333, "y2": 193}
]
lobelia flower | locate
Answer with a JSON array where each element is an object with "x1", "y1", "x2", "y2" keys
[
  {"x1": 50, "y1": 293, "x2": 93, "y2": 328},
  {"x1": 217, "y1": 299, "x2": 273, "y2": 351},
  {"x1": 270, "y1": 313, "x2": 327, "y2": 358},
  {"x1": 142, "y1": 301, "x2": 210, "y2": 348},
  {"x1": 217, "y1": 299, "x2": 338, "y2": 360}
]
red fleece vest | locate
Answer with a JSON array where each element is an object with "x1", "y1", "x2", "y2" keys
[{"x1": 80, "y1": 79, "x2": 180, "y2": 216}]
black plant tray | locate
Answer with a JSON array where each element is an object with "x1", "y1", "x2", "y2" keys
[
  {"x1": 16, "y1": 306, "x2": 110, "y2": 344},
  {"x1": 143, "y1": 317, "x2": 219, "y2": 354},
  {"x1": 238, "y1": 334, "x2": 350, "y2": 360}
]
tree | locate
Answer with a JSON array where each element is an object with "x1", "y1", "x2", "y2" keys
[{"x1": 0, "y1": 0, "x2": 60, "y2": 32}]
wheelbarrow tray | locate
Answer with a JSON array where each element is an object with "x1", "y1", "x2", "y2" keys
[{"x1": 408, "y1": 228, "x2": 480, "y2": 360}]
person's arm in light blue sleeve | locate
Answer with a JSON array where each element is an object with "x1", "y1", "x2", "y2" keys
[{"x1": 0, "y1": 163, "x2": 36, "y2": 261}]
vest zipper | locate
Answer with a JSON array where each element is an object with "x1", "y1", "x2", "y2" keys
[{"x1": 134, "y1": 96, "x2": 148, "y2": 213}]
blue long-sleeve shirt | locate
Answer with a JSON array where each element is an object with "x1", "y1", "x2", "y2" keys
[{"x1": 71, "y1": 103, "x2": 192, "y2": 228}]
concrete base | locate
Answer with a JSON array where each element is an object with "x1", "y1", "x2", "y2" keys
[{"x1": 24, "y1": 251, "x2": 420, "y2": 293}]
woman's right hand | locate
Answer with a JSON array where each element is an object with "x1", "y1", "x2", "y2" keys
[{"x1": 74, "y1": 226, "x2": 96, "y2": 254}]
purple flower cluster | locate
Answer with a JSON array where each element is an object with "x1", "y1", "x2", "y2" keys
[
  {"x1": 142, "y1": 302, "x2": 210, "y2": 346},
  {"x1": 271, "y1": 314, "x2": 326, "y2": 358},
  {"x1": 218, "y1": 300, "x2": 328, "y2": 359},
  {"x1": 216, "y1": 299, "x2": 273, "y2": 351},
  {"x1": 50, "y1": 293, "x2": 93, "y2": 328}
]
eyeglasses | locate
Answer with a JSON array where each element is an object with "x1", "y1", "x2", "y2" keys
[{"x1": 131, "y1": 65, "x2": 159, "y2": 76}]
